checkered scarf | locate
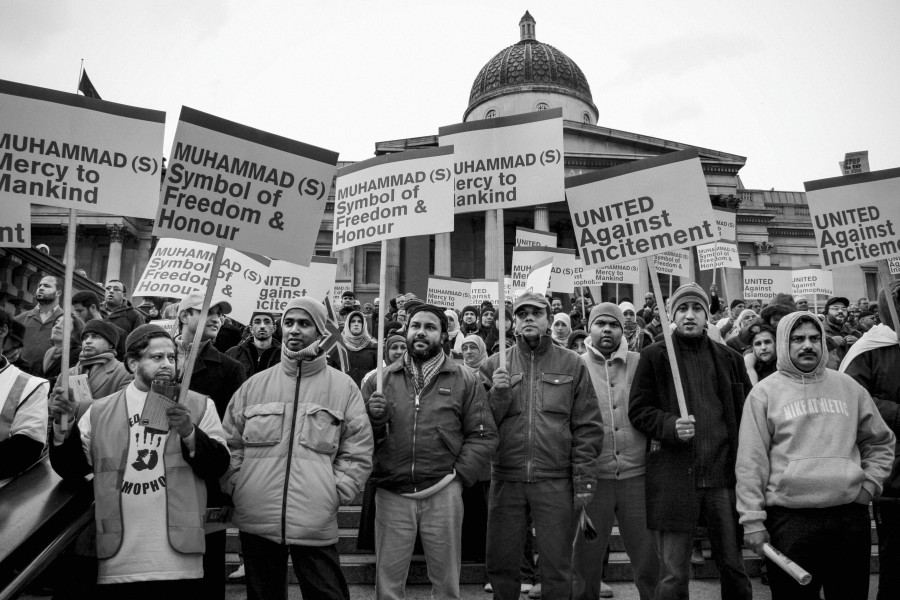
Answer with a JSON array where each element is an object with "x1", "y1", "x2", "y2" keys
[{"x1": 402, "y1": 347, "x2": 445, "y2": 394}]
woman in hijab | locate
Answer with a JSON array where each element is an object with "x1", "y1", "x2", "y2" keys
[
  {"x1": 41, "y1": 314, "x2": 84, "y2": 388},
  {"x1": 445, "y1": 309, "x2": 463, "y2": 358},
  {"x1": 360, "y1": 334, "x2": 407, "y2": 392},
  {"x1": 341, "y1": 310, "x2": 378, "y2": 388},
  {"x1": 619, "y1": 301, "x2": 650, "y2": 352},
  {"x1": 460, "y1": 334, "x2": 487, "y2": 373},
  {"x1": 551, "y1": 312, "x2": 571, "y2": 346}
]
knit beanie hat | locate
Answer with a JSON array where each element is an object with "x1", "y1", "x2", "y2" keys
[
  {"x1": 82, "y1": 319, "x2": 120, "y2": 348},
  {"x1": 671, "y1": 283, "x2": 710, "y2": 316},
  {"x1": 125, "y1": 323, "x2": 172, "y2": 352},
  {"x1": 406, "y1": 303, "x2": 449, "y2": 333},
  {"x1": 384, "y1": 334, "x2": 406, "y2": 349},
  {"x1": 730, "y1": 298, "x2": 745, "y2": 310},
  {"x1": 282, "y1": 297, "x2": 327, "y2": 335},
  {"x1": 588, "y1": 302, "x2": 625, "y2": 329},
  {"x1": 461, "y1": 305, "x2": 480, "y2": 318}
]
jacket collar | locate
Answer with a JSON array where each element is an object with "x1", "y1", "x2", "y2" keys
[
  {"x1": 584, "y1": 335, "x2": 628, "y2": 365},
  {"x1": 279, "y1": 347, "x2": 327, "y2": 378},
  {"x1": 514, "y1": 333, "x2": 553, "y2": 356}
]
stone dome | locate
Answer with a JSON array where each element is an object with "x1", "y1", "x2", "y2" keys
[{"x1": 464, "y1": 12, "x2": 597, "y2": 121}]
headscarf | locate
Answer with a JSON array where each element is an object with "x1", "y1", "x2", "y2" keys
[
  {"x1": 727, "y1": 309, "x2": 757, "y2": 340},
  {"x1": 460, "y1": 334, "x2": 487, "y2": 371},
  {"x1": 445, "y1": 309, "x2": 460, "y2": 343},
  {"x1": 551, "y1": 313, "x2": 571, "y2": 346},
  {"x1": 342, "y1": 310, "x2": 374, "y2": 352},
  {"x1": 618, "y1": 301, "x2": 642, "y2": 352}
]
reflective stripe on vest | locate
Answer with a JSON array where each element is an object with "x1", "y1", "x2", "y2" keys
[
  {"x1": 0, "y1": 373, "x2": 33, "y2": 441},
  {"x1": 90, "y1": 389, "x2": 208, "y2": 559}
]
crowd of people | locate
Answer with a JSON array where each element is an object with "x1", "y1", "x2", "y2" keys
[{"x1": 0, "y1": 273, "x2": 897, "y2": 600}]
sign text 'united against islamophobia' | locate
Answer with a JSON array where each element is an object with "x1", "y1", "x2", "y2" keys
[{"x1": 566, "y1": 149, "x2": 717, "y2": 266}]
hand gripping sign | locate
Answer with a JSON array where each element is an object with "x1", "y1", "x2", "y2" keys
[{"x1": 154, "y1": 107, "x2": 338, "y2": 265}]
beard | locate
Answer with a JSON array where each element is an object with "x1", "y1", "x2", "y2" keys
[
  {"x1": 137, "y1": 363, "x2": 175, "y2": 389},
  {"x1": 409, "y1": 338, "x2": 442, "y2": 361}
]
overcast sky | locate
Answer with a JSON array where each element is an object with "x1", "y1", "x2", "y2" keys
[{"x1": 4, "y1": 0, "x2": 898, "y2": 191}]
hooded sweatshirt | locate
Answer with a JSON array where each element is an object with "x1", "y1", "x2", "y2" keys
[{"x1": 735, "y1": 311, "x2": 895, "y2": 535}]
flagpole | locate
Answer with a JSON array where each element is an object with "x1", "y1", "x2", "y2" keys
[
  {"x1": 496, "y1": 208, "x2": 506, "y2": 369},
  {"x1": 177, "y1": 246, "x2": 225, "y2": 404},
  {"x1": 376, "y1": 240, "x2": 388, "y2": 393},
  {"x1": 646, "y1": 258, "x2": 689, "y2": 418}
]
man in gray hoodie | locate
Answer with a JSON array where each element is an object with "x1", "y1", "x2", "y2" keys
[{"x1": 736, "y1": 311, "x2": 895, "y2": 599}]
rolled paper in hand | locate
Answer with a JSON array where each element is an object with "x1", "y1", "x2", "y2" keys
[{"x1": 763, "y1": 543, "x2": 812, "y2": 585}]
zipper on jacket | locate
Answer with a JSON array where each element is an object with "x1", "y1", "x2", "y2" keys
[
  {"x1": 604, "y1": 361, "x2": 619, "y2": 470},
  {"x1": 411, "y1": 393, "x2": 420, "y2": 491},
  {"x1": 281, "y1": 361, "x2": 302, "y2": 545},
  {"x1": 526, "y1": 351, "x2": 535, "y2": 481}
]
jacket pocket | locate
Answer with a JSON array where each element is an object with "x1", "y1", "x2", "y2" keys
[
  {"x1": 507, "y1": 373, "x2": 524, "y2": 416},
  {"x1": 299, "y1": 405, "x2": 344, "y2": 454},
  {"x1": 242, "y1": 402, "x2": 285, "y2": 446},
  {"x1": 776, "y1": 456, "x2": 865, "y2": 506},
  {"x1": 540, "y1": 373, "x2": 574, "y2": 414},
  {"x1": 437, "y1": 425, "x2": 463, "y2": 457}
]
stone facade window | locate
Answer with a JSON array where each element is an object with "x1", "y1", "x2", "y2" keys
[
  {"x1": 485, "y1": 109, "x2": 497, "y2": 119},
  {"x1": 536, "y1": 102, "x2": 549, "y2": 111},
  {"x1": 583, "y1": 112, "x2": 591, "y2": 123}
]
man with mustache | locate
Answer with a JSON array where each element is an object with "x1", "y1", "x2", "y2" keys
[
  {"x1": 823, "y1": 296, "x2": 857, "y2": 364},
  {"x1": 15, "y1": 275, "x2": 64, "y2": 374},
  {"x1": 364, "y1": 303, "x2": 496, "y2": 600},
  {"x1": 49, "y1": 323, "x2": 230, "y2": 596},
  {"x1": 101, "y1": 279, "x2": 145, "y2": 336},
  {"x1": 737, "y1": 312, "x2": 894, "y2": 599},
  {"x1": 629, "y1": 283, "x2": 753, "y2": 600}
]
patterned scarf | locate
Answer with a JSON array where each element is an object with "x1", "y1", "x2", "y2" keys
[
  {"x1": 77, "y1": 350, "x2": 117, "y2": 374},
  {"x1": 402, "y1": 347, "x2": 445, "y2": 394},
  {"x1": 282, "y1": 339, "x2": 321, "y2": 362},
  {"x1": 342, "y1": 311, "x2": 374, "y2": 352}
]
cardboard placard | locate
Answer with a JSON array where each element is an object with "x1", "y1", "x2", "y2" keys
[
  {"x1": 515, "y1": 226, "x2": 557, "y2": 248},
  {"x1": 743, "y1": 268, "x2": 793, "y2": 300},
  {"x1": 804, "y1": 168, "x2": 900, "y2": 270},
  {"x1": 792, "y1": 269, "x2": 834, "y2": 297},
  {"x1": 470, "y1": 279, "x2": 499, "y2": 307},
  {"x1": 653, "y1": 249, "x2": 692, "y2": 277},
  {"x1": 154, "y1": 107, "x2": 338, "y2": 264},
  {"x1": 522, "y1": 257, "x2": 554, "y2": 296},
  {"x1": 713, "y1": 208, "x2": 737, "y2": 241},
  {"x1": 426, "y1": 275, "x2": 472, "y2": 311},
  {"x1": 258, "y1": 257, "x2": 338, "y2": 314},
  {"x1": 697, "y1": 241, "x2": 740, "y2": 271},
  {"x1": 566, "y1": 149, "x2": 717, "y2": 267},
  {"x1": 0, "y1": 79, "x2": 165, "y2": 218},
  {"x1": 510, "y1": 246, "x2": 578, "y2": 293},
  {"x1": 839, "y1": 151, "x2": 870, "y2": 176},
  {"x1": 439, "y1": 109, "x2": 565, "y2": 214},
  {"x1": 1, "y1": 201, "x2": 30, "y2": 247},
  {"x1": 333, "y1": 146, "x2": 455, "y2": 251},
  {"x1": 575, "y1": 259, "x2": 641, "y2": 286}
]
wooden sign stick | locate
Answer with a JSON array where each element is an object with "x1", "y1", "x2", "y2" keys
[
  {"x1": 646, "y1": 257, "x2": 689, "y2": 418},
  {"x1": 375, "y1": 239, "x2": 388, "y2": 393},
  {"x1": 496, "y1": 208, "x2": 507, "y2": 369}
]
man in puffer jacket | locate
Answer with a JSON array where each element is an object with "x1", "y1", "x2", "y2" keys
[
  {"x1": 363, "y1": 303, "x2": 497, "y2": 600},
  {"x1": 736, "y1": 311, "x2": 895, "y2": 599},
  {"x1": 222, "y1": 297, "x2": 374, "y2": 600}
]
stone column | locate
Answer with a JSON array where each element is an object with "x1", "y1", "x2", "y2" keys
[
  {"x1": 134, "y1": 231, "x2": 153, "y2": 285},
  {"x1": 533, "y1": 204, "x2": 549, "y2": 231},
  {"x1": 434, "y1": 233, "x2": 451, "y2": 276},
  {"x1": 385, "y1": 238, "x2": 401, "y2": 299},
  {"x1": 104, "y1": 224, "x2": 124, "y2": 283},
  {"x1": 484, "y1": 210, "x2": 499, "y2": 278}
]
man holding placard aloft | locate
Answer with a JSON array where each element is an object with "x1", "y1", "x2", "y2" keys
[
  {"x1": 737, "y1": 311, "x2": 894, "y2": 599},
  {"x1": 629, "y1": 284, "x2": 753, "y2": 600}
]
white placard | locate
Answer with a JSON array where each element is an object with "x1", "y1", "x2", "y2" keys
[
  {"x1": 258, "y1": 257, "x2": 338, "y2": 314},
  {"x1": 713, "y1": 208, "x2": 737, "y2": 241},
  {"x1": 1, "y1": 201, "x2": 30, "y2": 247},
  {"x1": 154, "y1": 107, "x2": 338, "y2": 264},
  {"x1": 470, "y1": 279, "x2": 499, "y2": 308},
  {"x1": 653, "y1": 249, "x2": 692, "y2": 277},
  {"x1": 743, "y1": 268, "x2": 793, "y2": 300},
  {"x1": 0, "y1": 79, "x2": 165, "y2": 217},
  {"x1": 515, "y1": 226, "x2": 557, "y2": 248},
  {"x1": 426, "y1": 275, "x2": 472, "y2": 311},
  {"x1": 439, "y1": 109, "x2": 564, "y2": 214},
  {"x1": 511, "y1": 246, "x2": 578, "y2": 293},
  {"x1": 697, "y1": 241, "x2": 740, "y2": 271},
  {"x1": 566, "y1": 149, "x2": 717, "y2": 267},
  {"x1": 792, "y1": 269, "x2": 834, "y2": 297},
  {"x1": 805, "y1": 168, "x2": 900, "y2": 269},
  {"x1": 576, "y1": 259, "x2": 642, "y2": 286},
  {"x1": 331, "y1": 280, "x2": 353, "y2": 308},
  {"x1": 333, "y1": 146, "x2": 454, "y2": 251},
  {"x1": 523, "y1": 257, "x2": 554, "y2": 297}
]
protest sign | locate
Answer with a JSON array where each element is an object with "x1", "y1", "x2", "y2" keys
[
  {"x1": 743, "y1": 268, "x2": 792, "y2": 300},
  {"x1": 575, "y1": 259, "x2": 641, "y2": 286},
  {"x1": 0, "y1": 79, "x2": 165, "y2": 217},
  {"x1": 153, "y1": 107, "x2": 338, "y2": 264},
  {"x1": 439, "y1": 109, "x2": 564, "y2": 214},
  {"x1": 697, "y1": 242, "x2": 740, "y2": 271},
  {"x1": 804, "y1": 168, "x2": 900, "y2": 269},
  {"x1": 332, "y1": 280, "x2": 353, "y2": 309},
  {"x1": 426, "y1": 275, "x2": 471, "y2": 311},
  {"x1": 839, "y1": 151, "x2": 870, "y2": 176},
  {"x1": 888, "y1": 256, "x2": 900, "y2": 275},
  {"x1": 1, "y1": 201, "x2": 30, "y2": 247},
  {"x1": 653, "y1": 249, "x2": 692, "y2": 277},
  {"x1": 713, "y1": 208, "x2": 737, "y2": 241},
  {"x1": 566, "y1": 149, "x2": 716, "y2": 267},
  {"x1": 523, "y1": 258, "x2": 554, "y2": 296},
  {"x1": 510, "y1": 246, "x2": 577, "y2": 293},
  {"x1": 134, "y1": 238, "x2": 268, "y2": 323},
  {"x1": 258, "y1": 257, "x2": 338, "y2": 314},
  {"x1": 333, "y1": 146, "x2": 454, "y2": 251},
  {"x1": 470, "y1": 279, "x2": 499, "y2": 307},
  {"x1": 792, "y1": 269, "x2": 834, "y2": 297},
  {"x1": 515, "y1": 226, "x2": 557, "y2": 248}
]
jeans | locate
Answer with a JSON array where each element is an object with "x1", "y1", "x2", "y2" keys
[
  {"x1": 874, "y1": 501, "x2": 900, "y2": 600},
  {"x1": 374, "y1": 480, "x2": 463, "y2": 600},
  {"x1": 574, "y1": 476, "x2": 659, "y2": 600},
  {"x1": 766, "y1": 503, "x2": 871, "y2": 600},
  {"x1": 240, "y1": 532, "x2": 349, "y2": 600},
  {"x1": 487, "y1": 478, "x2": 576, "y2": 600},
  {"x1": 653, "y1": 487, "x2": 750, "y2": 600}
]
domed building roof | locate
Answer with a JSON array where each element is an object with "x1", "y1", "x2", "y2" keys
[{"x1": 465, "y1": 12, "x2": 597, "y2": 121}]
